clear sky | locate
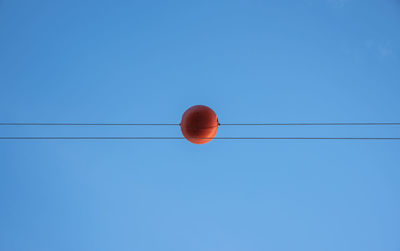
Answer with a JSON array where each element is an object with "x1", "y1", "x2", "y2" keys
[{"x1": 1, "y1": 0, "x2": 399, "y2": 250}]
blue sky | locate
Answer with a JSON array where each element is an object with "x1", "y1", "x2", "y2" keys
[{"x1": 0, "y1": 0, "x2": 399, "y2": 250}]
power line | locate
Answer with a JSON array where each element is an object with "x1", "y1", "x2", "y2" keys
[
  {"x1": 1, "y1": 122, "x2": 400, "y2": 126},
  {"x1": 220, "y1": 123, "x2": 400, "y2": 126},
  {"x1": 0, "y1": 123, "x2": 180, "y2": 126},
  {"x1": 1, "y1": 137, "x2": 399, "y2": 140}
]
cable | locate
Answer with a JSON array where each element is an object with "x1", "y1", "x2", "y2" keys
[
  {"x1": 0, "y1": 123, "x2": 179, "y2": 126},
  {"x1": 220, "y1": 123, "x2": 400, "y2": 126},
  {"x1": 1, "y1": 122, "x2": 400, "y2": 126},
  {"x1": 0, "y1": 137, "x2": 399, "y2": 140}
]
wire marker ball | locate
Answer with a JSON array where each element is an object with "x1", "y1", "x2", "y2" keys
[{"x1": 180, "y1": 105, "x2": 219, "y2": 144}]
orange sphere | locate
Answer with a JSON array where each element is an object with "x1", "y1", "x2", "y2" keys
[{"x1": 180, "y1": 105, "x2": 219, "y2": 144}]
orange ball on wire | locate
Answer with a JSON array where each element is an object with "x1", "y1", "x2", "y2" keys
[{"x1": 180, "y1": 105, "x2": 219, "y2": 144}]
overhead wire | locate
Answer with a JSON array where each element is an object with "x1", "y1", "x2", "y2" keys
[
  {"x1": 1, "y1": 122, "x2": 400, "y2": 126},
  {"x1": 1, "y1": 122, "x2": 398, "y2": 141},
  {"x1": 220, "y1": 123, "x2": 400, "y2": 126},
  {"x1": 0, "y1": 123, "x2": 179, "y2": 126},
  {"x1": 0, "y1": 137, "x2": 399, "y2": 140}
]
